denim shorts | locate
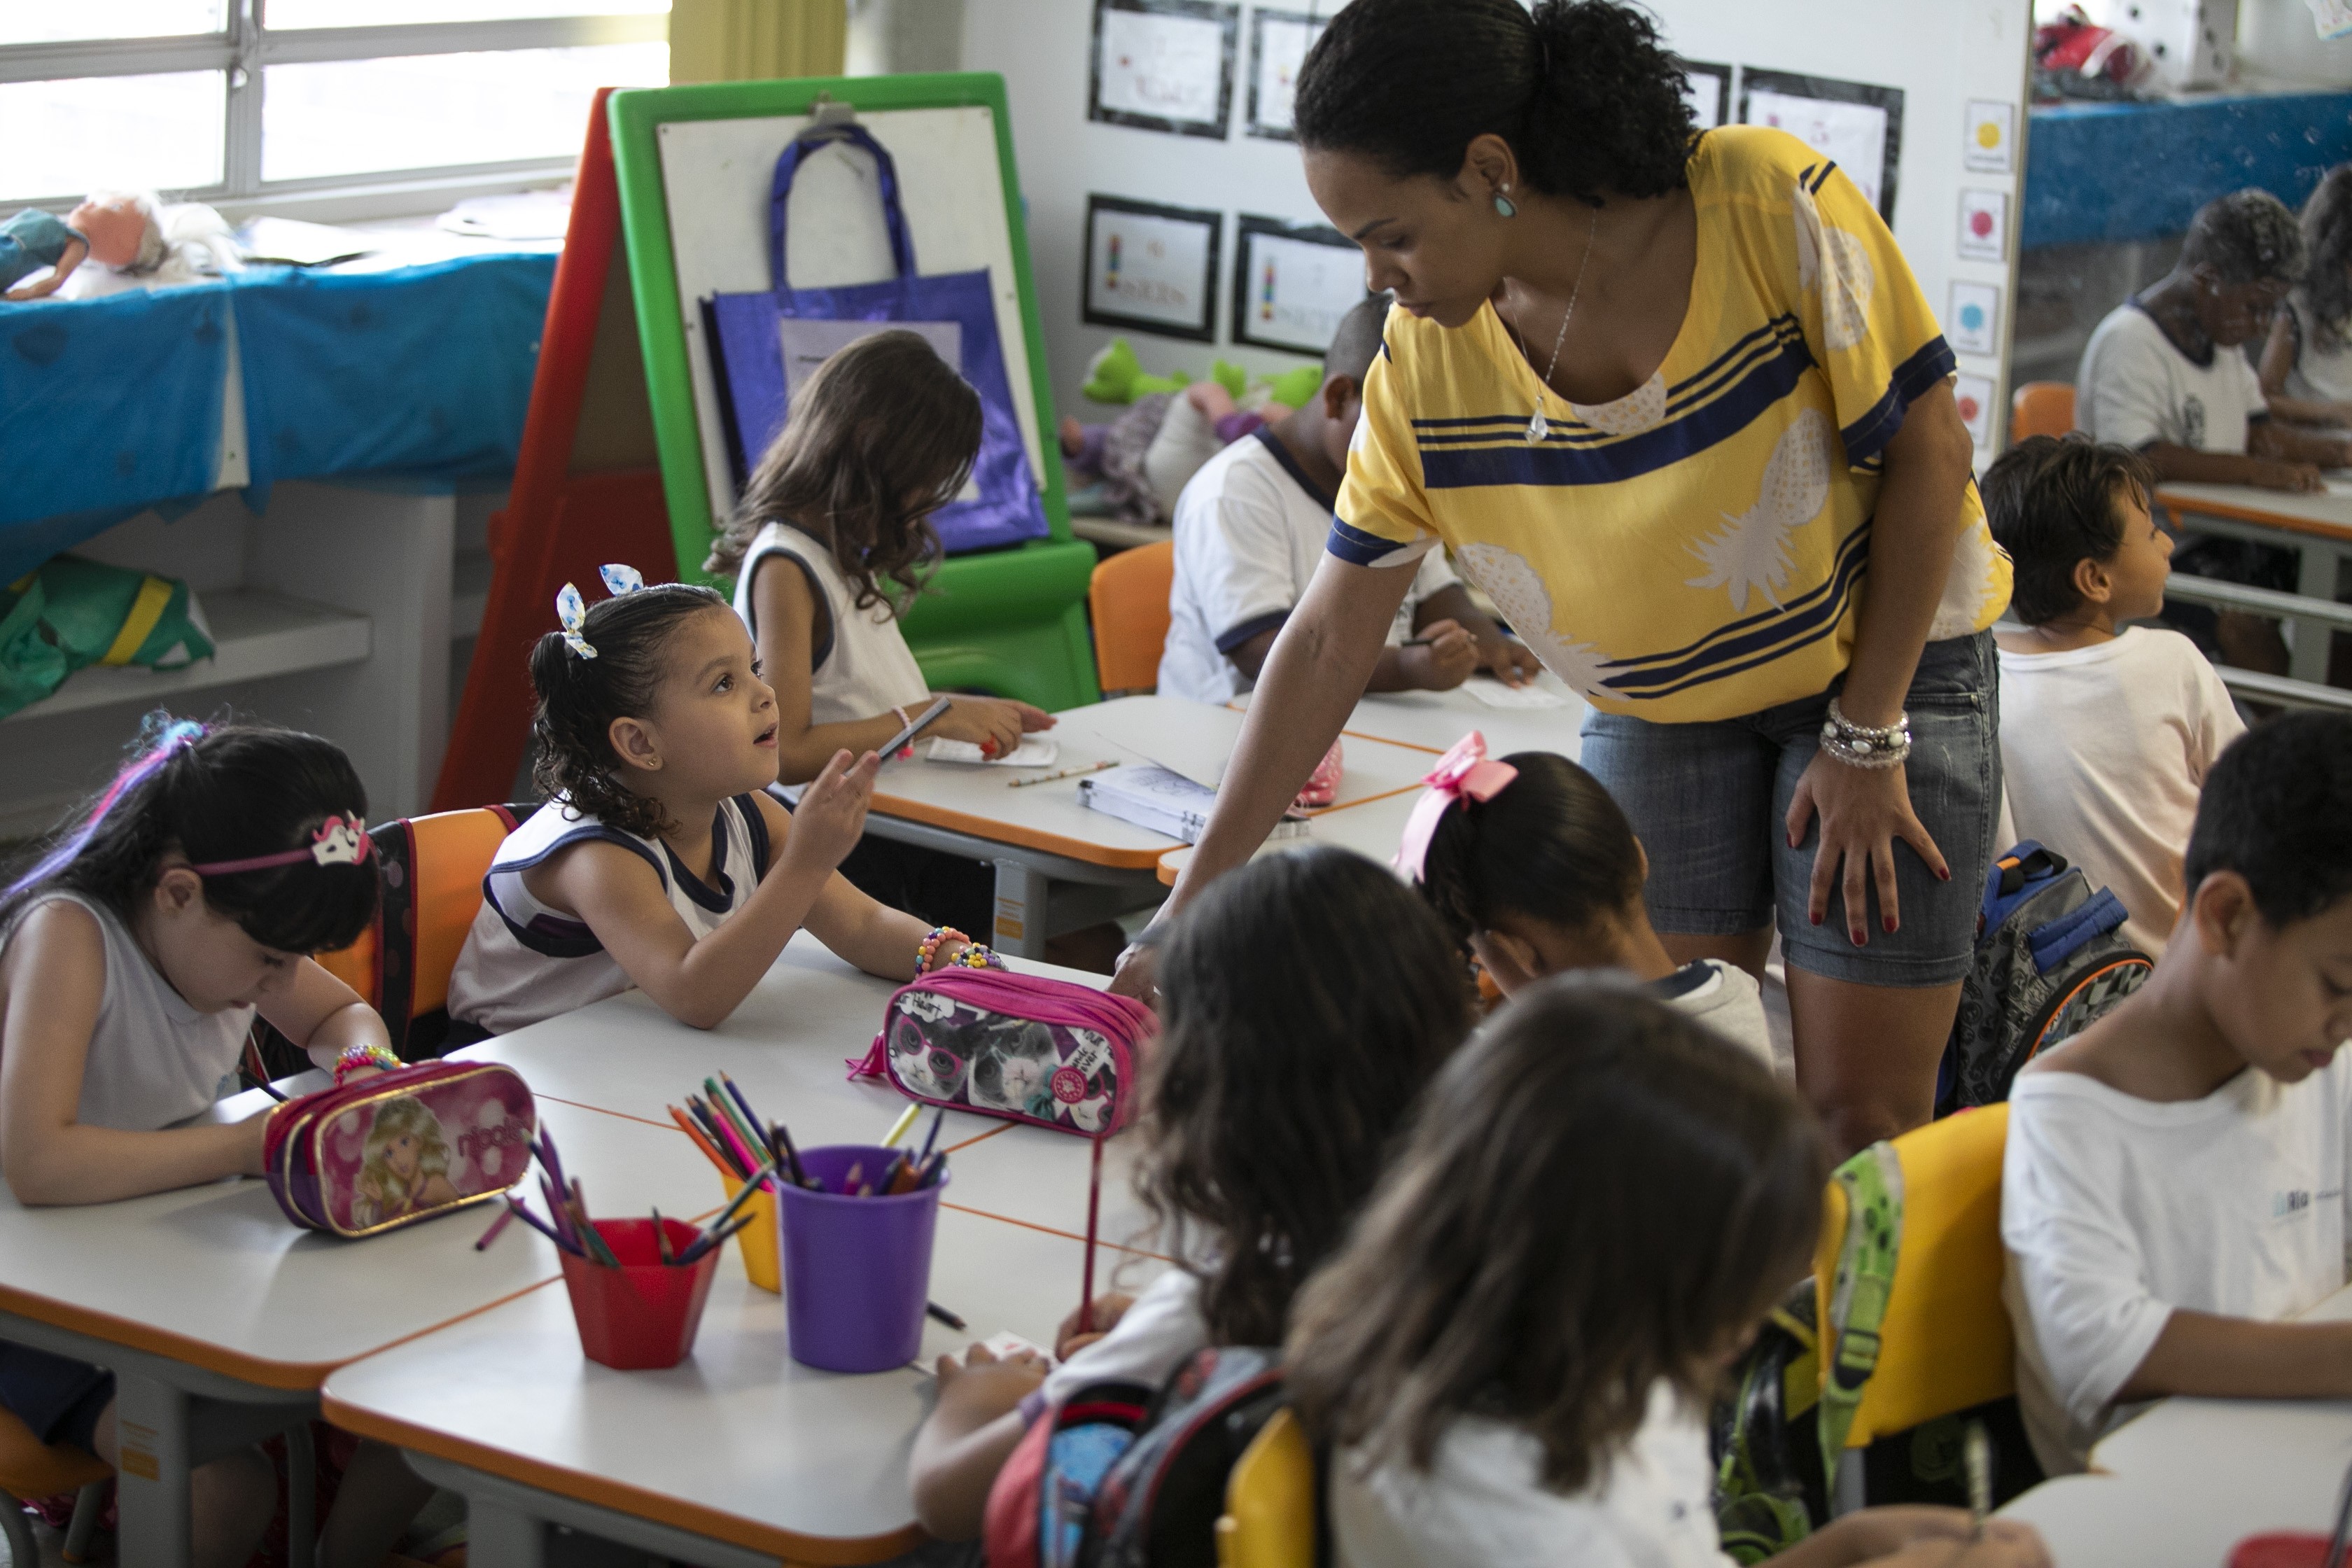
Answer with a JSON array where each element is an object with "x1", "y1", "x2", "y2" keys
[{"x1": 1579, "y1": 631, "x2": 2001, "y2": 988}]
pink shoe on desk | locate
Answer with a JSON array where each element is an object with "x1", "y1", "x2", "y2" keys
[{"x1": 1294, "y1": 738, "x2": 1343, "y2": 808}]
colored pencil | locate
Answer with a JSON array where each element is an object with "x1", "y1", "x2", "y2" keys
[
  {"x1": 684, "y1": 1096, "x2": 737, "y2": 1166},
  {"x1": 700, "y1": 1098, "x2": 762, "y2": 1178},
  {"x1": 500, "y1": 1197, "x2": 582, "y2": 1257},
  {"x1": 883, "y1": 1102, "x2": 921, "y2": 1148},
  {"x1": 771, "y1": 1121, "x2": 808, "y2": 1189},
  {"x1": 925, "y1": 1301, "x2": 967, "y2": 1331},
  {"x1": 718, "y1": 1072, "x2": 767, "y2": 1152},
  {"x1": 704, "y1": 1157, "x2": 780, "y2": 1232},
  {"x1": 914, "y1": 1107, "x2": 946, "y2": 1168},
  {"x1": 668, "y1": 1106, "x2": 734, "y2": 1177},
  {"x1": 1006, "y1": 760, "x2": 1116, "y2": 788},
  {"x1": 472, "y1": 1204, "x2": 517, "y2": 1251},
  {"x1": 533, "y1": 1130, "x2": 568, "y2": 1202},
  {"x1": 654, "y1": 1208, "x2": 673, "y2": 1265},
  {"x1": 1079, "y1": 1134, "x2": 1105, "y2": 1334},
  {"x1": 673, "y1": 1210, "x2": 755, "y2": 1267},
  {"x1": 704, "y1": 1077, "x2": 764, "y2": 1157}
]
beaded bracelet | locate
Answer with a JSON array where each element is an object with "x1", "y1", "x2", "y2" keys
[
  {"x1": 334, "y1": 1042, "x2": 402, "y2": 1086},
  {"x1": 1819, "y1": 696, "x2": 1912, "y2": 771},
  {"x1": 938, "y1": 943, "x2": 1006, "y2": 970},
  {"x1": 917, "y1": 925, "x2": 969, "y2": 973}
]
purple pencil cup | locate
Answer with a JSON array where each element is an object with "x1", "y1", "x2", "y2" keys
[{"x1": 776, "y1": 1142, "x2": 948, "y2": 1373}]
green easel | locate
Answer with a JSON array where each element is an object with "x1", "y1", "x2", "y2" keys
[{"x1": 607, "y1": 74, "x2": 1100, "y2": 710}]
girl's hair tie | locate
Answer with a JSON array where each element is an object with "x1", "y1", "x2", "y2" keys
[
  {"x1": 554, "y1": 562, "x2": 648, "y2": 659},
  {"x1": 190, "y1": 812, "x2": 373, "y2": 876},
  {"x1": 1, "y1": 717, "x2": 205, "y2": 900},
  {"x1": 1394, "y1": 731, "x2": 1518, "y2": 884}
]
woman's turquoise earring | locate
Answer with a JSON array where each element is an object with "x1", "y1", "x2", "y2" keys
[{"x1": 1493, "y1": 190, "x2": 1518, "y2": 218}]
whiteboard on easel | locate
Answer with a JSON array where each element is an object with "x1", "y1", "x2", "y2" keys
[{"x1": 655, "y1": 106, "x2": 1046, "y2": 526}]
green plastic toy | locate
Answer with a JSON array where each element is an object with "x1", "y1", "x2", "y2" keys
[{"x1": 1081, "y1": 336, "x2": 1324, "y2": 412}]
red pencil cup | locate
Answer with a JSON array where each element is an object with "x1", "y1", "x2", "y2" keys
[
  {"x1": 2230, "y1": 1536, "x2": 2337, "y2": 1568},
  {"x1": 560, "y1": 1217, "x2": 718, "y2": 1371}
]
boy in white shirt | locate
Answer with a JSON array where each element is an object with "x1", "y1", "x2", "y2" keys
[
  {"x1": 1157, "y1": 295, "x2": 1537, "y2": 702},
  {"x1": 1985, "y1": 435, "x2": 2245, "y2": 953},
  {"x1": 2001, "y1": 711, "x2": 2352, "y2": 1476},
  {"x1": 2076, "y1": 188, "x2": 2350, "y2": 672}
]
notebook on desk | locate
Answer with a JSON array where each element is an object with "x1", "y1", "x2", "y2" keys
[{"x1": 1078, "y1": 765, "x2": 1310, "y2": 845}]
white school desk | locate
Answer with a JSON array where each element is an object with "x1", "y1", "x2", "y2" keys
[
  {"x1": 322, "y1": 935, "x2": 1167, "y2": 1565},
  {"x1": 1154, "y1": 676, "x2": 1591, "y2": 886},
  {"x1": 860, "y1": 695, "x2": 1458, "y2": 958},
  {"x1": 0, "y1": 1090, "x2": 696, "y2": 1568},
  {"x1": 1998, "y1": 1283, "x2": 2352, "y2": 1567},
  {"x1": 2155, "y1": 481, "x2": 2352, "y2": 686}
]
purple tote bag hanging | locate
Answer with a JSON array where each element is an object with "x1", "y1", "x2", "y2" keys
[{"x1": 705, "y1": 123, "x2": 1049, "y2": 555}]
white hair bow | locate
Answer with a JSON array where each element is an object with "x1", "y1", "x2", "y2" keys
[{"x1": 554, "y1": 563, "x2": 650, "y2": 659}]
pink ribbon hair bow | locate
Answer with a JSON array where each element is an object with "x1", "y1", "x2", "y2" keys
[{"x1": 1394, "y1": 732, "x2": 1518, "y2": 883}]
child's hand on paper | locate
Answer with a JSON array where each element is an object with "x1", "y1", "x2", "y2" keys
[
  {"x1": 2252, "y1": 458, "x2": 2325, "y2": 493},
  {"x1": 779, "y1": 748, "x2": 878, "y2": 876},
  {"x1": 934, "y1": 1338, "x2": 1050, "y2": 1399},
  {"x1": 1476, "y1": 634, "x2": 1543, "y2": 687},
  {"x1": 934, "y1": 698, "x2": 1040, "y2": 759},
  {"x1": 1399, "y1": 620, "x2": 1478, "y2": 691},
  {"x1": 1056, "y1": 1292, "x2": 1137, "y2": 1359}
]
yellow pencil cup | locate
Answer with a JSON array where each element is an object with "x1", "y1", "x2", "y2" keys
[{"x1": 725, "y1": 1174, "x2": 780, "y2": 1293}]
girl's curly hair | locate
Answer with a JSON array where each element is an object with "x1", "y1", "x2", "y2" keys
[
  {"x1": 1294, "y1": 0, "x2": 1698, "y2": 204},
  {"x1": 527, "y1": 583, "x2": 732, "y2": 839},
  {"x1": 2299, "y1": 167, "x2": 2352, "y2": 356}
]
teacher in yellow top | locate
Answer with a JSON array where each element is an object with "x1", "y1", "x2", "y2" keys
[{"x1": 1116, "y1": 0, "x2": 2010, "y2": 1156}]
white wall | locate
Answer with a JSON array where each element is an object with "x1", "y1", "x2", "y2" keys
[{"x1": 962, "y1": 0, "x2": 2032, "y2": 458}]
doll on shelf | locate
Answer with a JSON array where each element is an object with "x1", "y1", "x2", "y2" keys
[{"x1": 1, "y1": 194, "x2": 168, "y2": 302}]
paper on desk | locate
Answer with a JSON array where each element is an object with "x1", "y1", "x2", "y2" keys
[
  {"x1": 1464, "y1": 677, "x2": 1570, "y2": 710},
  {"x1": 927, "y1": 736, "x2": 1060, "y2": 767},
  {"x1": 1073, "y1": 700, "x2": 1243, "y2": 790}
]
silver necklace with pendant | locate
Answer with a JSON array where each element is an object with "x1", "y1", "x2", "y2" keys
[{"x1": 1513, "y1": 206, "x2": 1602, "y2": 445}]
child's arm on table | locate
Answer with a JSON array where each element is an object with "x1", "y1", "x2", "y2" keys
[
  {"x1": 2257, "y1": 314, "x2": 2352, "y2": 428},
  {"x1": 540, "y1": 750, "x2": 880, "y2": 1029},
  {"x1": 0, "y1": 902, "x2": 266, "y2": 1204},
  {"x1": 752, "y1": 559, "x2": 1051, "y2": 785},
  {"x1": 1411, "y1": 582, "x2": 1542, "y2": 687},
  {"x1": 2250, "y1": 416, "x2": 2352, "y2": 470},
  {"x1": 2118, "y1": 1309, "x2": 2352, "y2": 1402},
  {"x1": 1771, "y1": 1511, "x2": 2050, "y2": 1568},
  {"x1": 2139, "y1": 441, "x2": 2324, "y2": 492},
  {"x1": 258, "y1": 959, "x2": 394, "y2": 1079},
  {"x1": 911, "y1": 1343, "x2": 1049, "y2": 1540}
]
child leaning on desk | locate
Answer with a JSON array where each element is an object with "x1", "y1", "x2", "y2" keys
[
  {"x1": 444, "y1": 571, "x2": 1004, "y2": 1040},
  {"x1": 2002, "y1": 712, "x2": 2352, "y2": 1478},
  {"x1": 0, "y1": 717, "x2": 431, "y2": 1568},
  {"x1": 1291, "y1": 977, "x2": 2047, "y2": 1568},
  {"x1": 907, "y1": 845, "x2": 1476, "y2": 1540},
  {"x1": 706, "y1": 330, "x2": 1051, "y2": 941}
]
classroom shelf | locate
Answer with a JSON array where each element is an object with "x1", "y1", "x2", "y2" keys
[{"x1": 4, "y1": 589, "x2": 372, "y2": 726}]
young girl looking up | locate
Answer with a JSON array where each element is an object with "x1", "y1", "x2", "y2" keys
[
  {"x1": 906, "y1": 845, "x2": 1474, "y2": 1539},
  {"x1": 0, "y1": 717, "x2": 431, "y2": 1568},
  {"x1": 1404, "y1": 738, "x2": 1775, "y2": 1068},
  {"x1": 1289, "y1": 979, "x2": 2051, "y2": 1568},
  {"x1": 447, "y1": 571, "x2": 1000, "y2": 1037},
  {"x1": 707, "y1": 330, "x2": 1054, "y2": 940}
]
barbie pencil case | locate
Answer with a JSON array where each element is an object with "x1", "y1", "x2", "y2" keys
[
  {"x1": 263, "y1": 1061, "x2": 537, "y2": 1238},
  {"x1": 850, "y1": 969, "x2": 1158, "y2": 1136}
]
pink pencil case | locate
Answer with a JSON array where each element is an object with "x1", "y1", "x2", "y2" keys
[
  {"x1": 263, "y1": 1060, "x2": 536, "y2": 1238},
  {"x1": 851, "y1": 969, "x2": 1159, "y2": 1136}
]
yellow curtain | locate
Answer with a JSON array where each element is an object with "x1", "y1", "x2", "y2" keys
[{"x1": 668, "y1": 0, "x2": 848, "y2": 83}]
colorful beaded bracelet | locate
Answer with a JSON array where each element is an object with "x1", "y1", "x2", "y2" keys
[
  {"x1": 917, "y1": 925, "x2": 969, "y2": 972},
  {"x1": 333, "y1": 1042, "x2": 402, "y2": 1086}
]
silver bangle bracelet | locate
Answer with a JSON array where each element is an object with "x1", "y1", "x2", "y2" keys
[{"x1": 1821, "y1": 696, "x2": 1912, "y2": 770}]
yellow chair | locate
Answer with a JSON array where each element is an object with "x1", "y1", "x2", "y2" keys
[
  {"x1": 1814, "y1": 1104, "x2": 2013, "y2": 1512},
  {"x1": 0, "y1": 1407, "x2": 111, "y2": 1565},
  {"x1": 2009, "y1": 382, "x2": 2076, "y2": 443},
  {"x1": 1215, "y1": 1408, "x2": 1317, "y2": 1568},
  {"x1": 1088, "y1": 539, "x2": 1176, "y2": 696}
]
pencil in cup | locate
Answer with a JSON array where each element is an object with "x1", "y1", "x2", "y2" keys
[{"x1": 560, "y1": 1216, "x2": 721, "y2": 1371}]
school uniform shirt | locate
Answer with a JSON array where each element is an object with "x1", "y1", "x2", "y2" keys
[
  {"x1": 731, "y1": 519, "x2": 930, "y2": 725},
  {"x1": 2001, "y1": 1056, "x2": 2352, "y2": 1476},
  {"x1": 1651, "y1": 959, "x2": 1775, "y2": 1072},
  {"x1": 2281, "y1": 296, "x2": 2352, "y2": 407},
  {"x1": 1328, "y1": 125, "x2": 2008, "y2": 724},
  {"x1": 1158, "y1": 429, "x2": 1459, "y2": 704},
  {"x1": 2077, "y1": 302, "x2": 2269, "y2": 456},
  {"x1": 446, "y1": 794, "x2": 771, "y2": 1036},
  {"x1": 1330, "y1": 1381, "x2": 1730, "y2": 1568},
  {"x1": 0, "y1": 891, "x2": 249, "y2": 1130},
  {"x1": 1996, "y1": 628, "x2": 2244, "y2": 953}
]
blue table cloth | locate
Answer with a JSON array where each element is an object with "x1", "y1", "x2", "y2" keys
[{"x1": 0, "y1": 250, "x2": 555, "y2": 587}]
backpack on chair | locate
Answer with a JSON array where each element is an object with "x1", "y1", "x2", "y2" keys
[{"x1": 1936, "y1": 841, "x2": 2152, "y2": 1116}]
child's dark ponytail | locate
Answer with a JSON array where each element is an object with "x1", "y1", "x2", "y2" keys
[
  {"x1": 0, "y1": 713, "x2": 376, "y2": 955},
  {"x1": 527, "y1": 580, "x2": 732, "y2": 839},
  {"x1": 1416, "y1": 752, "x2": 1644, "y2": 953}
]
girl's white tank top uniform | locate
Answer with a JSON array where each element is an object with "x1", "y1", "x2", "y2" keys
[
  {"x1": 446, "y1": 794, "x2": 771, "y2": 1036},
  {"x1": 732, "y1": 519, "x2": 930, "y2": 725},
  {"x1": 0, "y1": 890, "x2": 251, "y2": 1130},
  {"x1": 2283, "y1": 298, "x2": 2352, "y2": 405}
]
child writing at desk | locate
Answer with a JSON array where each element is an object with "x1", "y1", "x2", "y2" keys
[
  {"x1": 1403, "y1": 738, "x2": 1774, "y2": 1068},
  {"x1": 2003, "y1": 712, "x2": 2352, "y2": 1476},
  {"x1": 706, "y1": 330, "x2": 1053, "y2": 941},
  {"x1": 907, "y1": 846, "x2": 1475, "y2": 1539},
  {"x1": 1292, "y1": 978, "x2": 2048, "y2": 1568},
  {"x1": 446, "y1": 570, "x2": 1001, "y2": 1038},
  {"x1": 0, "y1": 718, "x2": 430, "y2": 1568}
]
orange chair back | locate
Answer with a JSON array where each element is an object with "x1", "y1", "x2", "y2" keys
[
  {"x1": 2009, "y1": 382, "x2": 2076, "y2": 443},
  {"x1": 1089, "y1": 540, "x2": 1176, "y2": 694}
]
